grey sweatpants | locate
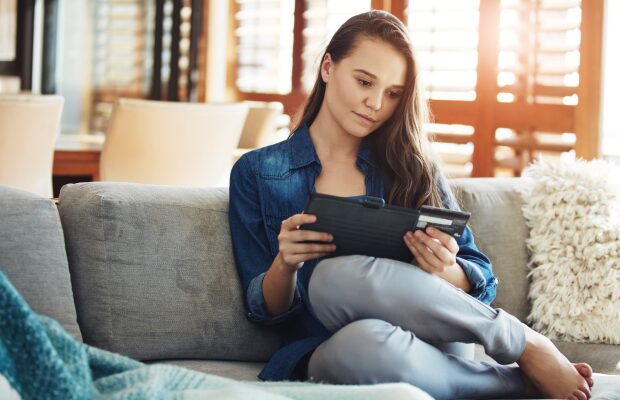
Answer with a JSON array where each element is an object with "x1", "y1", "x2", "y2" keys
[{"x1": 306, "y1": 255, "x2": 528, "y2": 400}]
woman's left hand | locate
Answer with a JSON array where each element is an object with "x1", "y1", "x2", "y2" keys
[{"x1": 404, "y1": 227, "x2": 459, "y2": 274}]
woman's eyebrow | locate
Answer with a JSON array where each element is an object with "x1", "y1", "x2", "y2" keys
[
  {"x1": 354, "y1": 68, "x2": 377, "y2": 79},
  {"x1": 353, "y1": 69, "x2": 404, "y2": 89}
]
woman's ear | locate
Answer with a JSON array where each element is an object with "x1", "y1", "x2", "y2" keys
[{"x1": 320, "y1": 53, "x2": 334, "y2": 83}]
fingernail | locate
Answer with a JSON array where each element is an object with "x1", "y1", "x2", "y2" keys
[{"x1": 415, "y1": 231, "x2": 423, "y2": 238}]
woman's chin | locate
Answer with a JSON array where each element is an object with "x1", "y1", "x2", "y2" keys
[{"x1": 345, "y1": 122, "x2": 375, "y2": 138}]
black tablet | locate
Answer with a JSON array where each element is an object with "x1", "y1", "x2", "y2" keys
[{"x1": 300, "y1": 193, "x2": 470, "y2": 263}]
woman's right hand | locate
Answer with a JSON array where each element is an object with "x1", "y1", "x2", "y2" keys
[{"x1": 277, "y1": 213, "x2": 336, "y2": 271}]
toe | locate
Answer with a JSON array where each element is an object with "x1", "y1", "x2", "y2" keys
[
  {"x1": 579, "y1": 381, "x2": 592, "y2": 398},
  {"x1": 576, "y1": 363, "x2": 593, "y2": 377},
  {"x1": 575, "y1": 363, "x2": 594, "y2": 387},
  {"x1": 573, "y1": 389, "x2": 587, "y2": 400}
]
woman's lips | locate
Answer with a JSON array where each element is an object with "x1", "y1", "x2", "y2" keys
[{"x1": 353, "y1": 112, "x2": 377, "y2": 124}]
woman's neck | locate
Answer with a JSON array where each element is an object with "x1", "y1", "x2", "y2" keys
[{"x1": 308, "y1": 111, "x2": 361, "y2": 163}]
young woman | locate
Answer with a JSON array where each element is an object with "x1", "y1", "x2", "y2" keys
[{"x1": 229, "y1": 10, "x2": 593, "y2": 400}]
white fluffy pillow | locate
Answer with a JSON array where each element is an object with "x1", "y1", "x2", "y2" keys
[{"x1": 518, "y1": 159, "x2": 620, "y2": 344}]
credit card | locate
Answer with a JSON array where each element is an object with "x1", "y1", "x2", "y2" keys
[{"x1": 414, "y1": 205, "x2": 470, "y2": 238}]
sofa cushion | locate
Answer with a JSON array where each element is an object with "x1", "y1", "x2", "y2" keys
[
  {"x1": 161, "y1": 360, "x2": 264, "y2": 381},
  {"x1": 58, "y1": 182, "x2": 280, "y2": 361},
  {"x1": 554, "y1": 341, "x2": 620, "y2": 375},
  {"x1": 0, "y1": 184, "x2": 82, "y2": 340},
  {"x1": 451, "y1": 178, "x2": 530, "y2": 322}
]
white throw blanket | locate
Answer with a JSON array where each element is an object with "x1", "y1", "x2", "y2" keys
[{"x1": 518, "y1": 159, "x2": 620, "y2": 344}]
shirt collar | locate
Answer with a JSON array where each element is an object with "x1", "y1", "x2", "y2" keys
[
  {"x1": 288, "y1": 125, "x2": 377, "y2": 170},
  {"x1": 288, "y1": 125, "x2": 320, "y2": 170}
]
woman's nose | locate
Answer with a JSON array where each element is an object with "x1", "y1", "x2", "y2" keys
[{"x1": 365, "y1": 90, "x2": 383, "y2": 111}]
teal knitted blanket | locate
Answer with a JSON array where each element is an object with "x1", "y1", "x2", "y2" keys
[{"x1": 0, "y1": 272, "x2": 432, "y2": 400}]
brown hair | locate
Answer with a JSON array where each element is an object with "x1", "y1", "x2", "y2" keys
[{"x1": 292, "y1": 10, "x2": 443, "y2": 208}]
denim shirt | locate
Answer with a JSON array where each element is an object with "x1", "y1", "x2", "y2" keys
[{"x1": 228, "y1": 125, "x2": 498, "y2": 381}]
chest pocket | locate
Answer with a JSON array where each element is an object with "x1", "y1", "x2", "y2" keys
[
  {"x1": 259, "y1": 164, "x2": 316, "y2": 256},
  {"x1": 258, "y1": 169, "x2": 313, "y2": 256}
]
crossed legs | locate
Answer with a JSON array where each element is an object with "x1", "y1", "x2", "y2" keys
[{"x1": 307, "y1": 255, "x2": 592, "y2": 399}]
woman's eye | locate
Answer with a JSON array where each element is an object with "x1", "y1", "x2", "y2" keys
[
  {"x1": 358, "y1": 79, "x2": 371, "y2": 87},
  {"x1": 388, "y1": 91, "x2": 402, "y2": 99}
]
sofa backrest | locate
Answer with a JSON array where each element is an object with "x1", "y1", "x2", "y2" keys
[
  {"x1": 452, "y1": 178, "x2": 531, "y2": 322},
  {"x1": 57, "y1": 178, "x2": 531, "y2": 363},
  {"x1": 58, "y1": 182, "x2": 280, "y2": 362},
  {"x1": 0, "y1": 184, "x2": 82, "y2": 341}
]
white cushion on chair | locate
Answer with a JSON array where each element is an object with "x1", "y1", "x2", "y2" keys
[
  {"x1": 0, "y1": 94, "x2": 64, "y2": 198},
  {"x1": 100, "y1": 99, "x2": 248, "y2": 187}
]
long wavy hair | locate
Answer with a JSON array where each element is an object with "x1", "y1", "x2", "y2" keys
[{"x1": 292, "y1": 10, "x2": 443, "y2": 208}]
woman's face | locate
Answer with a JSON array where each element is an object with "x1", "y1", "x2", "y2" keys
[{"x1": 321, "y1": 37, "x2": 407, "y2": 139}]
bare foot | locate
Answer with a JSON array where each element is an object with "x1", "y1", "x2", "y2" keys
[
  {"x1": 520, "y1": 363, "x2": 594, "y2": 398},
  {"x1": 519, "y1": 369, "x2": 541, "y2": 398},
  {"x1": 518, "y1": 326, "x2": 591, "y2": 399}
]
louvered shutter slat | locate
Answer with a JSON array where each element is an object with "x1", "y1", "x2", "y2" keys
[
  {"x1": 494, "y1": 0, "x2": 581, "y2": 176},
  {"x1": 235, "y1": 0, "x2": 294, "y2": 94},
  {"x1": 301, "y1": 0, "x2": 371, "y2": 93},
  {"x1": 407, "y1": 1, "x2": 480, "y2": 178}
]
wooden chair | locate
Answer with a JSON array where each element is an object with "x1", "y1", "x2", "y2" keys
[
  {"x1": 237, "y1": 101, "x2": 284, "y2": 149},
  {"x1": 0, "y1": 95, "x2": 64, "y2": 198},
  {"x1": 100, "y1": 99, "x2": 248, "y2": 187}
]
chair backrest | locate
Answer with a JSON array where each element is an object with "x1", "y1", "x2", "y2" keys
[
  {"x1": 100, "y1": 99, "x2": 249, "y2": 187},
  {"x1": 237, "y1": 101, "x2": 283, "y2": 149},
  {"x1": 0, "y1": 95, "x2": 64, "y2": 198}
]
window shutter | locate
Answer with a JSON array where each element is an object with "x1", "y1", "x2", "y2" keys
[
  {"x1": 91, "y1": 0, "x2": 154, "y2": 132},
  {"x1": 494, "y1": 0, "x2": 581, "y2": 175},
  {"x1": 93, "y1": 0, "x2": 153, "y2": 91},
  {"x1": 407, "y1": 0, "x2": 586, "y2": 177},
  {"x1": 151, "y1": 0, "x2": 202, "y2": 102},
  {"x1": 497, "y1": 0, "x2": 581, "y2": 105},
  {"x1": 234, "y1": 0, "x2": 295, "y2": 94},
  {"x1": 407, "y1": 0, "x2": 480, "y2": 102},
  {"x1": 407, "y1": 0, "x2": 480, "y2": 178},
  {"x1": 301, "y1": 0, "x2": 371, "y2": 93}
]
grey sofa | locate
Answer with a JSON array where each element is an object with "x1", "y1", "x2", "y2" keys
[{"x1": 0, "y1": 178, "x2": 619, "y2": 399}]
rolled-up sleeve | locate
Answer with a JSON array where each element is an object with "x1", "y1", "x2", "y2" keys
[
  {"x1": 245, "y1": 272, "x2": 303, "y2": 325},
  {"x1": 229, "y1": 155, "x2": 304, "y2": 325},
  {"x1": 436, "y1": 173, "x2": 498, "y2": 305}
]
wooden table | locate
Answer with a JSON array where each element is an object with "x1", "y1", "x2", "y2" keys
[
  {"x1": 53, "y1": 134, "x2": 104, "y2": 181},
  {"x1": 53, "y1": 133, "x2": 252, "y2": 184}
]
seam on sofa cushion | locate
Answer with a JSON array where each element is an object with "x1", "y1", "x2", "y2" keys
[{"x1": 100, "y1": 194, "x2": 115, "y2": 351}]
